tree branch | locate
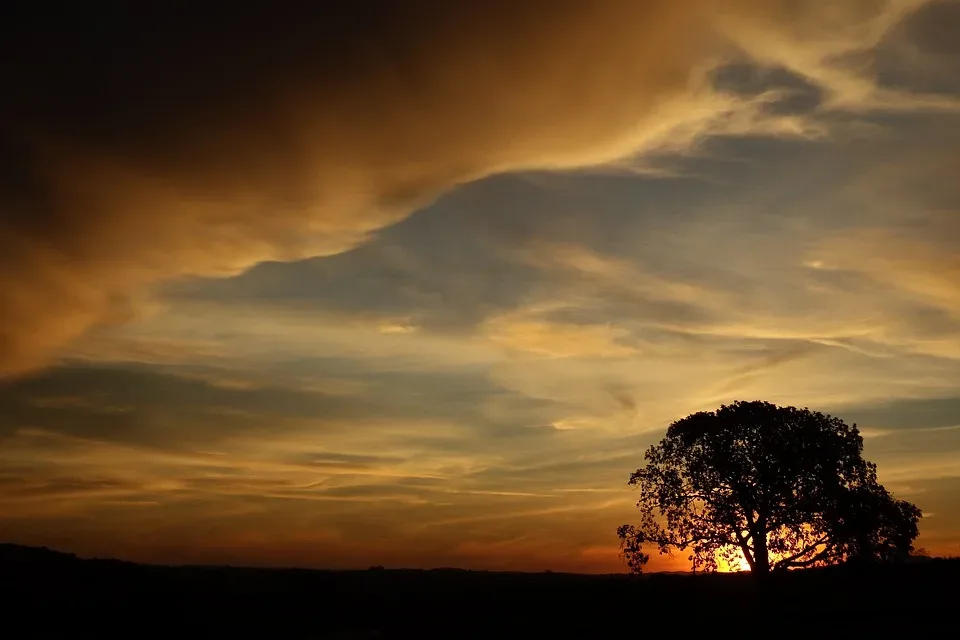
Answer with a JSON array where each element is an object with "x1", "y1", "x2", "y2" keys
[
  {"x1": 774, "y1": 539, "x2": 836, "y2": 570},
  {"x1": 733, "y1": 528, "x2": 756, "y2": 570},
  {"x1": 772, "y1": 534, "x2": 830, "y2": 567}
]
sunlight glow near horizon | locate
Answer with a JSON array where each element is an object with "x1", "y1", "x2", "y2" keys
[{"x1": 716, "y1": 547, "x2": 752, "y2": 573}]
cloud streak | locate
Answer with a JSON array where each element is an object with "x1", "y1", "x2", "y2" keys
[{"x1": 0, "y1": 0, "x2": 937, "y2": 377}]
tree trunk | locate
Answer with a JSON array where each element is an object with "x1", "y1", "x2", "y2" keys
[{"x1": 753, "y1": 532, "x2": 770, "y2": 575}]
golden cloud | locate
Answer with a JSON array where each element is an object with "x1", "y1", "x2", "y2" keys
[{"x1": 0, "y1": 0, "x2": 939, "y2": 377}]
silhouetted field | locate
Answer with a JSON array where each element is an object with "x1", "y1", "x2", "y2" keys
[{"x1": 2, "y1": 543, "x2": 957, "y2": 638}]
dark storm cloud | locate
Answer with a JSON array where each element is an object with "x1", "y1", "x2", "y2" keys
[
  {"x1": 874, "y1": 0, "x2": 960, "y2": 95},
  {"x1": 0, "y1": 476, "x2": 140, "y2": 501},
  {"x1": 841, "y1": 396, "x2": 960, "y2": 433},
  {"x1": 710, "y1": 63, "x2": 825, "y2": 115},
  {"x1": 0, "y1": 364, "x2": 355, "y2": 447},
  {"x1": 0, "y1": 361, "x2": 566, "y2": 449},
  {"x1": 903, "y1": 0, "x2": 960, "y2": 55}
]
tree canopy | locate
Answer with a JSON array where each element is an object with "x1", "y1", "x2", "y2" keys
[{"x1": 617, "y1": 400, "x2": 921, "y2": 576}]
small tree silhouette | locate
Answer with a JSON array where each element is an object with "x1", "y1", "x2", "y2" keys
[{"x1": 617, "y1": 400, "x2": 921, "y2": 577}]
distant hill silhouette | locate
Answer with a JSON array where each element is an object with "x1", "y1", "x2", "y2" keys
[{"x1": 2, "y1": 543, "x2": 958, "y2": 637}]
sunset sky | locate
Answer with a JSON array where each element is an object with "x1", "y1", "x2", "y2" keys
[{"x1": 2, "y1": 1, "x2": 960, "y2": 573}]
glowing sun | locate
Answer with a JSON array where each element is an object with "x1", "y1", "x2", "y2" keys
[{"x1": 716, "y1": 546, "x2": 752, "y2": 572}]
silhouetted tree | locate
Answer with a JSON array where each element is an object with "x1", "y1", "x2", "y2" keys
[{"x1": 617, "y1": 400, "x2": 921, "y2": 577}]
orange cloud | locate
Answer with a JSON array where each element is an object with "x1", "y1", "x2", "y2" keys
[{"x1": 0, "y1": 0, "x2": 934, "y2": 378}]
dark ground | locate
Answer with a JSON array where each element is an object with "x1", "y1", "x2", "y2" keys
[{"x1": 2, "y1": 543, "x2": 957, "y2": 638}]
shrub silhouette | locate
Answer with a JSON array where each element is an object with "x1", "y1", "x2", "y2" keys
[{"x1": 618, "y1": 400, "x2": 921, "y2": 577}]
